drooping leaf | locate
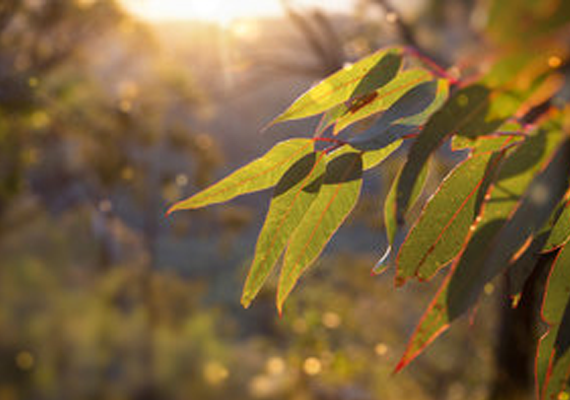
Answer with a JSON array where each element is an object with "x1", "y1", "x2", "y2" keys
[
  {"x1": 396, "y1": 150, "x2": 504, "y2": 284},
  {"x1": 396, "y1": 127, "x2": 564, "y2": 371},
  {"x1": 508, "y1": 197, "x2": 569, "y2": 298},
  {"x1": 384, "y1": 159, "x2": 430, "y2": 245},
  {"x1": 277, "y1": 152, "x2": 363, "y2": 312},
  {"x1": 270, "y1": 49, "x2": 402, "y2": 125},
  {"x1": 537, "y1": 244, "x2": 570, "y2": 400},
  {"x1": 396, "y1": 75, "x2": 541, "y2": 224},
  {"x1": 374, "y1": 159, "x2": 429, "y2": 275},
  {"x1": 395, "y1": 85, "x2": 495, "y2": 223},
  {"x1": 241, "y1": 152, "x2": 327, "y2": 308},
  {"x1": 544, "y1": 198, "x2": 570, "y2": 252},
  {"x1": 475, "y1": 139, "x2": 570, "y2": 289},
  {"x1": 167, "y1": 139, "x2": 314, "y2": 213},
  {"x1": 507, "y1": 230, "x2": 552, "y2": 299}
]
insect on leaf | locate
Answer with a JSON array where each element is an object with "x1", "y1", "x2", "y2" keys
[
  {"x1": 270, "y1": 49, "x2": 403, "y2": 125},
  {"x1": 331, "y1": 69, "x2": 434, "y2": 135}
]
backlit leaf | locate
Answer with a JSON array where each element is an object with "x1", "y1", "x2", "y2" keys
[
  {"x1": 396, "y1": 127, "x2": 564, "y2": 371},
  {"x1": 544, "y1": 198, "x2": 570, "y2": 252},
  {"x1": 331, "y1": 69, "x2": 435, "y2": 134},
  {"x1": 537, "y1": 244, "x2": 570, "y2": 400},
  {"x1": 329, "y1": 140, "x2": 402, "y2": 171},
  {"x1": 396, "y1": 79, "x2": 536, "y2": 223},
  {"x1": 167, "y1": 139, "x2": 314, "y2": 213},
  {"x1": 374, "y1": 159, "x2": 429, "y2": 275},
  {"x1": 395, "y1": 85, "x2": 495, "y2": 223},
  {"x1": 277, "y1": 152, "x2": 363, "y2": 312},
  {"x1": 241, "y1": 152, "x2": 327, "y2": 308},
  {"x1": 271, "y1": 49, "x2": 402, "y2": 125},
  {"x1": 396, "y1": 150, "x2": 503, "y2": 284},
  {"x1": 384, "y1": 159, "x2": 430, "y2": 245}
]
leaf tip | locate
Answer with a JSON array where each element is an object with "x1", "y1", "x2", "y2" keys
[
  {"x1": 240, "y1": 294, "x2": 252, "y2": 309},
  {"x1": 393, "y1": 357, "x2": 409, "y2": 374},
  {"x1": 372, "y1": 246, "x2": 391, "y2": 275},
  {"x1": 165, "y1": 204, "x2": 177, "y2": 217}
]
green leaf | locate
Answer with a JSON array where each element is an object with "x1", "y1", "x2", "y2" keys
[
  {"x1": 544, "y1": 198, "x2": 570, "y2": 252},
  {"x1": 396, "y1": 79, "x2": 536, "y2": 224},
  {"x1": 349, "y1": 80, "x2": 447, "y2": 151},
  {"x1": 376, "y1": 80, "x2": 448, "y2": 127},
  {"x1": 277, "y1": 152, "x2": 363, "y2": 312},
  {"x1": 537, "y1": 244, "x2": 570, "y2": 400},
  {"x1": 507, "y1": 230, "x2": 552, "y2": 299},
  {"x1": 241, "y1": 152, "x2": 327, "y2": 308},
  {"x1": 167, "y1": 139, "x2": 314, "y2": 213},
  {"x1": 396, "y1": 151, "x2": 503, "y2": 284},
  {"x1": 270, "y1": 49, "x2": 403, "y2": 125},
  {"x1": 395, "y1": 85, "x2": 495, "y2": 223},
  {"x1": 396, "y1": 127, "x2": 564, "y2": 371},
  {"x1": 385, "y1": 160, "x2": 430, "y2": 245},
  {"x1": 331, "y1": 69, "x2": 434, "y2": 134},
  {"x1": 350, "y1": 124, "x2": 418, "y2": 151},
  {"x1": 374, "y1": 159, "x2": 429, "y2": 275},
  {"x1": 328, "y1": 140, "x2": 402, "y2": 171}
]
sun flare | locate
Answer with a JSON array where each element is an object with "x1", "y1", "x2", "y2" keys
[
  {"x1": 122, "y1": 0, "x2": 282, "y2": 24},
  {"x1": 122, "y1": 0, "x2": 353, "y2": 24}
]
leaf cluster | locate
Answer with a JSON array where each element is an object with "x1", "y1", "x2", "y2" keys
[{"x1": 169, "y1": 42, "x2": 570, "y2": 398}]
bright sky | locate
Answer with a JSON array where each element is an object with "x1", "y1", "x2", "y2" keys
[{"x1": 121, "y1": 0, "x2": 353, "y2": 24}]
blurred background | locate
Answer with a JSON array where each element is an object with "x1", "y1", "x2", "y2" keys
[{"x1": 0, "y1": 0, "x2": 555, "y2": 399}]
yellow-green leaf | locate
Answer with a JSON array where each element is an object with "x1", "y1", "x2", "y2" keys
[
  {"x1": 270, "y1": 49, "x2": 402, "y2": 125},
  {"x1": 241, "y1": 152, "x2": 327, "y2": 308},
  {"x1": 167, "y1": 139, "x2": 314, "y2": 213},
  {"x1": 277, "y1": 152, "x2": 363, "y2": 312}
]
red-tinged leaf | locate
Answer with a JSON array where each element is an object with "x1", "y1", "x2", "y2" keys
[
  {"x1": 395, "y1": 85, "x2": 497, "y2": 223},
  {"x1": 537, "y1": 244, "x2": 570, "y2": 400},
  {"x1": 241, "y1": 152, "x2": 327, "y2": 308},
  {"x1": 476, "y1": 139, "x2": 570, "y2": 289},
  {"x1": 450, "y1": 121, "x2": 525, "y2": 153},
  {"x1": 397, "y1": 127, "x2": 564, "y2": 370},
  {"x1": 544, "y1": 197, "x2": 570, "y2": 252},
  {"x1": 270, "y1": 49, "x2": 402, "y2": 125},
  {"x1": 507, "y1": 231, "x2": 552, "y2": 299},
  {"x1": 384, "y1": 159, "x2": 430, "y2": 245},
  {"x1": 508, "y1": 198, "x2": 568, "y2": 298},
  {"x1": 396, "y1": 72, "x2": 543, "y2": 224},
  {"x1": 167, "y1": 139, "x2": 314, "y2": 214},
  {"x1": 277, "y1": 152, "x2": 363, "y2": 313},
  {"x1": 396, "y1": 150, "x2": 504, "y2": 284},
  {"x1": 374, "y1": 159, "x2": 430, "y2": 275}
]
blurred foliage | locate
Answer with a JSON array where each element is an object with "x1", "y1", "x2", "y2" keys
[{"x1": 1, "y1": 0, "x2": 569, "y2": 400}]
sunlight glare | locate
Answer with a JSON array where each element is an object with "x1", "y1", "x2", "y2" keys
[{"x1": 122, "y1": 0, "x2": 353, "y2": 24}]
